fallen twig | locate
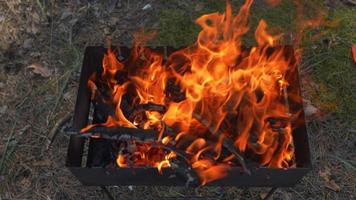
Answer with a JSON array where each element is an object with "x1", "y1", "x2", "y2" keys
[{"x1": 46, "y1": 113, "x2": 72, "y2": 150}]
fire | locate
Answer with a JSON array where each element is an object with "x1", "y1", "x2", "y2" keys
[{"x1": 82, "y1": 0, "x2": 301, "y2": 185}]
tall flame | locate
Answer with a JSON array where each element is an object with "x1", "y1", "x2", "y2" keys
[{"x1": 84, "y1": 0, "x2": 300, "y2": 185}]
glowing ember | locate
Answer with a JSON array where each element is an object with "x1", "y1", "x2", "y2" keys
[{"x1": 82, "y1": 0, "x2": 302, "y2": 185}]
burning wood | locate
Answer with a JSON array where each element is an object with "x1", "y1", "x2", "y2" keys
[
  {"x1": 128, "y1": 102, "x2": 167, "y2": 121},
  {"x1": 192, "y1": 113, "x2": 251, "y2": 175},
  {"x1": 79, "y1": 126, "x2": 157, "y2": 142},
  {"x1": 170, "y1": 158, "x2": 201, "y2": 187},
  {"x1": 69, "y1": 0, "x2": 303, "y2": 186}
]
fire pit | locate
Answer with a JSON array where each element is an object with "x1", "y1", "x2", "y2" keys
[
  {"x1": 65, "y1": 0, "x2": 311, "y2": 199},
  {"x1": 66, "y1": 45, "x2": 310, "y2": 184}
]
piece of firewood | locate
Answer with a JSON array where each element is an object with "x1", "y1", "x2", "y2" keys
[
  {"x1": 78, "y1": 126, "x2": 158, "y2": 142},
  {"x1": 128, "y1": 102, "x2": 167, "y2": 120},
  {"x1": 170, "y1": 158, "x2": 201, "y2": 187},
  {"x1": 192, "y1": 113, "x2": 251, "y2": 175}
]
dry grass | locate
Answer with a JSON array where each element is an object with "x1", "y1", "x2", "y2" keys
[{"x1": 0, "y1": 0, "x2": 355, "y2": 199}]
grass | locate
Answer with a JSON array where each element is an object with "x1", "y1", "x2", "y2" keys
[
  {"x1": 154, "y1": 0, "x2": 356, "y2": 124},
  {"x1": 0, "y1": 41, "x2": 83, "y2": 176},
  {"x1": 304, "y1": 6, "x2": 356, "y2": 124},
  {"x1": 154, "y1": 0, "x2": 239, "y2": 47},
  {"x1": 153, "y1": 8, "x2": 200, "y2": 47}
]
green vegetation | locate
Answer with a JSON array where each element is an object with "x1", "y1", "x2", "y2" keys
[
  {"x1": 305, "y1": 6, "x2": 356, "y2": 123},
  {"x1": 154, "y1": 0, "x2": 239, "y2": 46},
  {"x1": 154, "y1": 8, "x2": 200, "y2": 47}
]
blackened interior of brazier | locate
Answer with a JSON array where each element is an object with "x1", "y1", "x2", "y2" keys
[
  {"x1": 82, "y1": 46, "x2": 307, "y2": 170},
  {"x1": 85, "y1": 111, "x2": 114, "y2": 167}
]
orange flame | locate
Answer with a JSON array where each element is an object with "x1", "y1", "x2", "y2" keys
[{"x1": 83, "y1": 0, "x2": 302, "y2": 184}]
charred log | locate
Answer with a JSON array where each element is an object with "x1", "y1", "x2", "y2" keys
[
  {"x1": 148, "y1": 142, "x2": 201, "y2": 187},
  {"x1": 192, "y1": 113, "x2": 251, "y2": 175},
  {"x1": 170, "y1": 158, "x2": 201, "y2": 187},
  {"x1": 129, "y1": 103, "x2": 167, "y2": 120},
  {"x1": 165, "y1": 78, "x2": 186, "y2": 102},
  {"x1": 79, "y1": 126, "x2": 158, "y2": 142}
]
